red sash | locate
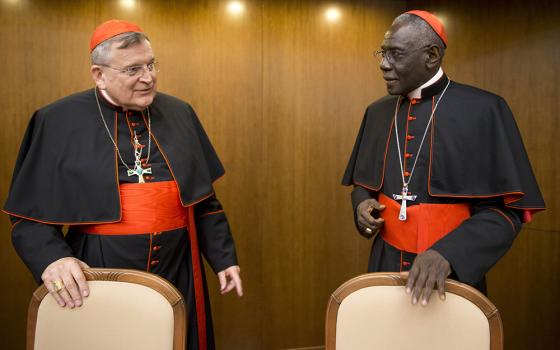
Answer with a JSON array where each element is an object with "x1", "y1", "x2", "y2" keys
[
  {"x1": 378, "y1": 193, "x2": 471, "y2": 254},
  {"x1": 77, "y1": 181, "x2": 189, "y2": 235},
  {"x1": 73, "y1": 180, "x2": 208, "y2": 350}
]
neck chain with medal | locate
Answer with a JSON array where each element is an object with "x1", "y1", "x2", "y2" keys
[
  {"x1": 94, "y1": 89, "x2": 152, "y2": 184},
  {"x1": 392, "y1": 79, "x2": 451, "y2": 221}
]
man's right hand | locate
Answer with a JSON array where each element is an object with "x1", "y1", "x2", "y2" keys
[
  {"x1": 41, "y1": 257, "x2": 90, "y2": 308},
  {"x1": 356, "y1": 198, "x2": 386, "y2": 238}
]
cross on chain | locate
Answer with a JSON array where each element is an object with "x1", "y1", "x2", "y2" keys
[
  {"x1": 392, "y1": 186, "x2": 417, "y2": 221},
  {"x1": 127, "y1": 134, "x2": 152, "y2": 183}
]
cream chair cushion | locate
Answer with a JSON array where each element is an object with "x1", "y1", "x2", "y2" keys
[
  {"x1": 326, "y1": 273, "x2": 503, "y2": 350},
  {"x1": 34, "y1": 281, "x2": 174, "y2": 350},
  {"x1": 29, "y1": 269, "x2": 185, "y2": 350},
  {"x1": 336, "y1": 285, "x2": 490, "y2": 350}
]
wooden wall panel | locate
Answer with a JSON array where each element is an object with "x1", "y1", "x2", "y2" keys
[
  {"x1": 260, "y1": 1, "x2": 403, "y2": 347},
  {"x1": 406, "y1": 1, "x2": 560, "y2": 349}
]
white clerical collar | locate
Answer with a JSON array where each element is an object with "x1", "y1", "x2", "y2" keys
[{"x1": 407, "y1": 67, "x2": 444, "y2": 100}]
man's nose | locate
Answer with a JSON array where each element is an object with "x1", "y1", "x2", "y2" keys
[
  {"x1": 139, "y1": 68, "x2": 154, "y2": 83},
  {"x1": 379, "y1": 56, "x2": 391, "y2": 71}
]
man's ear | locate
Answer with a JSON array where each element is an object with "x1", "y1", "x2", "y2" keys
[
  {"x1": 426, "y1": 45, "x2": 442, "y2": 69},
  {"x1": 90, "y1": 65, "x2": 107, "y2": 90}
]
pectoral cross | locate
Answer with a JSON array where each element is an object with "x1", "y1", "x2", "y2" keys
[
  {"x1": 392, "y1": 186, "x2": 417, "y2": 221},
  {"x1": 127, "y1": 133, "x2": 152, "y2": 184}
]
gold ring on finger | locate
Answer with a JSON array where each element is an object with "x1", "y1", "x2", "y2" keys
[{"x1": 51, "y1": 280, "x2": 65, "y2": 293}]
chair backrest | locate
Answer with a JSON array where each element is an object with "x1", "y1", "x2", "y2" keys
[
  {"x1": 27, "y1": 268, "x2": 186, "y2": 350},
  {"x1": 326, "y1": 272, "x2": 503, "y2": 350}
]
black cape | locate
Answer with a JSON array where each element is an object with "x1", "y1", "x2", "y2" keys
[
  {"x1": 6, "y1": 89, "x2": 236, "y2": 350},
  {"x1": 4, "y1": 89, "x2": 224, "y2": 223},
  {"x1": 342, "y1": 78, "x2": 545, "y2": 216}
]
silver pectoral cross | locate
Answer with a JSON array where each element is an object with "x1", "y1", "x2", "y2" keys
[
  {"x1": 392, "y1": 186, "x2": 417, "y2": 221},
  {"x1": 128, "y1": 160, "x2": 152, "y2": 183},
  {"x1": 127, "y1": 133, "x2": 152, "y2": 184}
]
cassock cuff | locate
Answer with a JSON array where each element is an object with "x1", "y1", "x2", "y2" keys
[
  {"x1": 351, "y1": 186, "x2": 376, "y2": 212},
  {"x1": 11, "y1": 219, "x2": 75, "y2": 283}
]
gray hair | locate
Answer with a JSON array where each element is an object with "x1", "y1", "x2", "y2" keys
[
  {"x1": 91, "y1": 32, "x2": 150, "y2": 65},
  {"x1": 393, "y1": 13, "x2": 446, "y2": 59}
]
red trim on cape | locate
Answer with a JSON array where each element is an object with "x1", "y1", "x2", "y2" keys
[
  {"x1": 359, "y1": 104, "x2": 395, "y2": 192},
  {"x1": 11, "y1": 219, "x2": 23, "y2": 229},
  {"x1": 1, "y1": 210, "x2": 121, "y2": 226},
  {"x1": 198, "y1": 209, "x2": 225, "y2": 219},
  {"x1": 427, "y1": 100, "x2": 541, "y2": 223},
  {"x1": 140, "y1": 111, "x2": 222, "y2": 207}
]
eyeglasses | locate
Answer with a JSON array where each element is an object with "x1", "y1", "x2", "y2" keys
[
  {"x1": 100, "y1": 60, "x2": 160, "y2": 77},
  {"x1": 374, "y1": 45, "x2": 430, "y2": 65}
]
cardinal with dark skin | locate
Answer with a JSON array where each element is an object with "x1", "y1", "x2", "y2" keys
[
  {"x1": 343, "y1": 11, "x2": 544, "y2": 306},
  {"x1": 364, "y1": 14, "x2": 450, "y2": 305}
]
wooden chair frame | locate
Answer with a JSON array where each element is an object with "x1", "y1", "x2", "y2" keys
[
  {"x1": 27, "y1": 268, "x2": 186, "y2": 350},
  {"x1": 325, "y1": 272, "x2": 503, "y2": 350}
]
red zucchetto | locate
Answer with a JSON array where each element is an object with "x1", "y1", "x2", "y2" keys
[
  {"x1": 89, "y1": 19, "x2": 143, "y2": 53},
  {"x1": 405, "y1": 10, "x2": 447, "y2": 47}
]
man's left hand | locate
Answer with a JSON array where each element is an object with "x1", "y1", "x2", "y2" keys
[
  {"x1": 404, "y1": 249, "x2": 451, "y2": 306},
  {"x1": 218, "y1": 265, "x2": 243, "y2": 296}
]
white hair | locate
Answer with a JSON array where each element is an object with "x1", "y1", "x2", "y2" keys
[{"x1": 91, "y1": 32, "x2": 150, "y2": 65}]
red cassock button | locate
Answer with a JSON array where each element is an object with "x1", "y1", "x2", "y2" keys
[
  {"x1": 150, "y1": 260, "x2": 159, "y2": 266},
  {"x1": 152, "y1": 245, "x2": 161, "y2": 251},
  {"x1": 407, "y1": 116, "x2": 416, "y2": 121},
  {"x1": 406, "y1": 134, "x2": 415, "y2": 140},
  {"x1": 404, "y1": 171, "x2": 411, "y2": 176},
  {"x1": 405, "y1": 153, "x2": 413, "y2": 158},
  {"x1": 410, "y1": 99, "x2": 418, "y2": 105}
]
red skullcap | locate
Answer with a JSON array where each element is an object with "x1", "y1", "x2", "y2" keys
[
  {"x1": 89, "y1": 19, "x2": 143, "y2": 53},
  {"x1": 405, "y1": 10, "x2": 447, "y2": 47}
]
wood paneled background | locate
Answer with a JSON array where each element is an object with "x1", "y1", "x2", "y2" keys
[{"x1": 0, "y1": 0, "x2": 557, "y2": 349}]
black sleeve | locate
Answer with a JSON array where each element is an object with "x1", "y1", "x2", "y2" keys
[
  {"x1": 430, "y1": 199, "x2": 522, "y2": 286},
  {"x1": 11, "y1": 218, "x2": 74, "y2": 283},
  {"x1": 194, "y1": 194, "x2": 238, "y2": 274}
]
